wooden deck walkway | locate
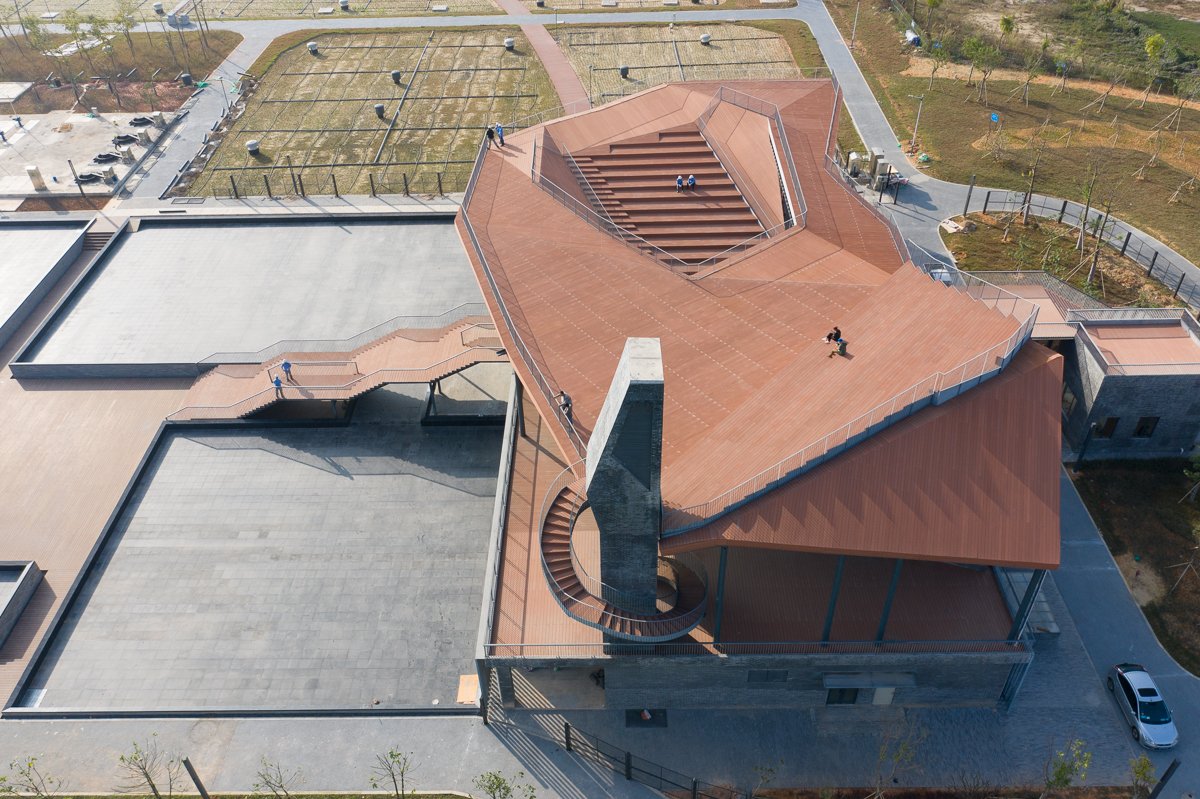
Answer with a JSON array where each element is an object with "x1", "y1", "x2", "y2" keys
[{"x1": 171, "y1": 320, "x2": 507, "y2": 420}]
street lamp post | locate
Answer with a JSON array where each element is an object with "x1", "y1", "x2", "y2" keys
[
  {"x1": 850, "y1": 0, "x2": 860, "y2": 49},
  {"x1": 908, "y1": 93, "x2": 924, "y2": 152}
]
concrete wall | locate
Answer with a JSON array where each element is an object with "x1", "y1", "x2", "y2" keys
[
  {"x1": 600, "y1": 652, "x2": 1027, "y2": 709},
  {"x1": 1062, "y1": 337, "x2": 1200, "y2": 456},
  {"x1": 0, "y1": 562, "x2": 43, "y2": 651}
]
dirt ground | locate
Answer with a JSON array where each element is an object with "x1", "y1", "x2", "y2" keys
[
  {"x1": 1071, "y1": 462, "x2": 1200, "y2": 677},
  {"x1": 556, "y1": 23, "x2": 815, "y2": 101},
  {"x1": 181, "y1": 29, "x2": 559, "y2": 197},
  {"x1": 10, "y1": 81, "x2": 197, "y2": 114},
  {"x1": 16, "y1": 195, "x2": 111, "y2": 212},
  {"x1": 940, "y1": 212, "x2": 1187, "y2": 308},
  {"x1": 0, "y1": 31, "x2": 242, "y2": 85}
]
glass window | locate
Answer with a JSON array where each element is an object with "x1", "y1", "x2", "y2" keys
[
  {"x1": 1134, "y1": 417, "x2": 1159, "y2": 438},
  {"x1": 1137, "y1": 687, "x2": 1159, "y2": 697},
  {"x1": 1139, "y1": 700, "x2": 1172, "y2": 725},
  {"x1": 1120, "y1": 675, "x2": 1137, "y2": 708},
  {"x1": 1096, "y1": 417, "x2": 1119, "y2": 438},
  {"x1": 1062, "y1": 385, "x2": 1078, "y2": 419},
  {"x1": 826, "y1": 688, "x2": 858, "y2": 705}
]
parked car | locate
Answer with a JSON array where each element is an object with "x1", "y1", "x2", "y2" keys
[{"x1": 1107, "y1": 664, "x2": 1179, "y2": 749}]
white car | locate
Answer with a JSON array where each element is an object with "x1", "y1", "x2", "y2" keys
[{"x1": 1107, "y1": 663, "x2": 1179, "y2": 749}]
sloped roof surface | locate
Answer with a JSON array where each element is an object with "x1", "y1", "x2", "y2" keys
[{"x1": 459, "y1": 80, "x2": 1059, "y2": 566}]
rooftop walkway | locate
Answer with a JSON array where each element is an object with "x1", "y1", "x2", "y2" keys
[{"x1": 170, "y1": 320, "x2": 508, "y2": 420}]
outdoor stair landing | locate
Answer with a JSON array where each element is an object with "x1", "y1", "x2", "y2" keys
[
  {"x1": 571, "y1": 127, "x2": 763, "y2": 266},
  {"x1": 170, "y1": 319, "x2": 507, "y2": 420}
]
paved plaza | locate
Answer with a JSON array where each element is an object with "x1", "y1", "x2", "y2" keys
[
  {"x1": 22, "y1": 384, "x2": 503, "y2": 710},
  {"x1": 26, "y1": 218, "x2": 480, "y2": 365}
]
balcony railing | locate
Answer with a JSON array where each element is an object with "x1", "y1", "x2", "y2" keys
[
  {"x1": 661, "y1": 265, "x2": 1038, "y2": 536},
  {"x1": 484, "y1": 637, "x2": 1032, "y2": 659},
  {"x1": 538, "y1": 464, "x2": 708, "y2": 642},
  {"x1": 461, "y1": 133, "x2": 588, "y2": 459}
]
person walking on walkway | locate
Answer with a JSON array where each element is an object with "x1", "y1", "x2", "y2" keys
[
  {"x1": 272, "y1": 373, "x2": 284, "y2": 398},
  {"x1": 495, "y1": 123, "x2": 505, "y2": 147},
  {"x1": 676, "y1": 175, "x2": 683, "y2": 193},
  {"x1": 282, "y1": 360, "x2": 295, "y2": 384},
  {"x1": 555, "y1": 390, "x2": 572, "y2": 419},
  {"x1": 486, "y1": 126, "x2": 495, "y2": 147}
]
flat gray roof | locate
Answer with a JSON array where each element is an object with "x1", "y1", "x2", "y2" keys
[
  {"x1": 23, "y1": 384, "x2": 503, "y2": 710},
  {"x1": 28, "y1": 218, "x2": 481, "y2": 365},
  {"x1": 0, "y1": 224, "x2": 83, "y2": 345}
]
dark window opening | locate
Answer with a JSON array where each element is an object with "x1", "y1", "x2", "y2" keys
[
  {"x1": 826, "y1": 688, "x2": 858, "y2": 705},
  {"x1": 748, "y1": 670, "x2": 788, "y2": 683},
  {"x1": 1062, "y1": 385, "x2": 1078, "y2": 419},
  {"x1": 1134, "y1": 417, "x2": 1159, "y2": 438},
  {"x1": 1095, "y1": 417, "x2": 1119, "y2": 438}
]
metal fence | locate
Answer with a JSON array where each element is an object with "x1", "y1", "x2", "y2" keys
[
  {"x1": 968, "y1": 270, "x2": 1108, "y2": 310},
  {"x1": 976, "y1": 190, "x2": 1200, "y2": 310},
  {"x1": 209, "y1": 166, "x2": 473, "y2": 200}
]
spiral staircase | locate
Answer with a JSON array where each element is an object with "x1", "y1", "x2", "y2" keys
[{"x1": 539, "y1": 468, "x2": 708, "y2": 642}]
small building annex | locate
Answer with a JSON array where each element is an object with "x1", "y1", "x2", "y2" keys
[{"x1": 459, "y1": 79, "x2": 1064, "y2": 711}]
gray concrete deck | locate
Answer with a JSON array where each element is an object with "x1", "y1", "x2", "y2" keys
[
  {"x1": 0, "y1": 223, "x2": 84, "y2": 348},
  {"x1": 21, "y1": 384, "x2": 503, "y2": 710},
  {"x1": 27, "y1": 218, "x2": 480, "y2": 365}
]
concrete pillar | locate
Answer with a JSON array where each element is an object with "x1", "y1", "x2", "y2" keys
[
  {"x1": 586, "y1": 338, "x2": 664, "y2": 615},
  {"x1": 495, "y1": 665, "x2": 516, "y2": 708}
]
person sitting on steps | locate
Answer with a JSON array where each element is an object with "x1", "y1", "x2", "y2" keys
[
  {"x1": 675, "y1": 175, "x2": 683, "y2": 193},
  {"x1": 686, "y1": 174, "x2": 696, "y2": 190}
]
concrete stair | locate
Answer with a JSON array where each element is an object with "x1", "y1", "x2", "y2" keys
[
  {"x1": 571, "y1": 128, "x2": 763, "y2": 266},
  {"x1": 540, "y1": 479, "x2": 707, "y2": 641}
]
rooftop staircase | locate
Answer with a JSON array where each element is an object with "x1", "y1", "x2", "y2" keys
[
  {"x1": 540, "y1": 475, "x2": 707, "y2": 642},
  {"x1": 570, "y1": 127, "x2": 764, "y2": 267},
  {"x1": 169, "y1": 320, "x2": 507, "y2": 421}
]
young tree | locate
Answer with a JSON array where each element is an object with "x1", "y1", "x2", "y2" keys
[
  {"x1": 370, "y1": 750, "x2": 419, "y2": 799},
  {"x1": 59, "y1": 10, "x2": 96, "y2": 72},
  {"x1": 999, "y1": 13, "x2": 1017, "y2": 47},
  {"x1": 1009, "y1": 42, "x2": 1046, "y2": 105},
  {"x1": 750, "y1": 759, "x2": 783, "y2": 799},
  {"x1": 0, "y1": 756, "x2": 66, "y2": 797},
  {"x1": 252, "y1": 757, "x2": 304, "y2": 799},
  {"x1": 1129, "y1": 755, "x2": 1157, "y2": 799},
  {"x1": 924, "y1": 0, "x2": 941, "y2": 30},
  {"x1": 472, "y1": 773, "x2": 535, "y2": 799},
  {"x1": 116, "y1": 737, "x2": 185, "y2": 799},
  {"x1": 113, "y1": 0, "x2": 140, "y2": 59},
  {"x1": 1136, "y1": 33, "x2": 1168, "y2": 109},
  {"x1": 926, "y1": 27, "x2": 955, "y2": 90},
  {"x1": 868, "y1": 718, "x2": 926, "y2": 798},
  {"x1": 1039, "y1": 729, "x2": 1091, "y2": 799},
  {"x1": 963, "y1": 38, "x2": 1002, "y2": 105}
]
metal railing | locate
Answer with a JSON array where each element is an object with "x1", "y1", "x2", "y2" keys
[
  {"x1": 532, "y1": 144, "x2": 792, "y2": 279},
  {"x1": 975, "y1": 191, "x2": 1200, "y2": 310},
  {"x1": 819, "y1": 77, "x2": 911, "y2": 265},
  {"x1": 549, "y1": 134, "x2": 616, "y2": 225},
  {"x1": 537, "y1": 464, "x2": 708, "y2": 642},
  {"x1": 198, "y1": 303, "x2": 490, "y2": 365},
  {"x1": 485, "y1": 637, "x2": 1032, "y2": 658},
  {"x1": 461, "y1": 133, "x2": 588, "y2": 459},
  {"x1": 1070, "y1": 313, "x2": 1200, "y2": 376},
  {"x1": 968, "y1": 271, "x2": 1108, "y2": 311},
  {"x1": 168, "y1": 347, "x2": 503, "y2": 420},
  {"x1": 695, "y1": 86, "x2": 807, "y2": 232},
  {"x1": 661, "y1": 265, "x2": 1038, "y2": 536}
]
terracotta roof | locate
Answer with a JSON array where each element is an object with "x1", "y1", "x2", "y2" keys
[
  {"x1": 660, "y1": 343, "x2": 1064, "y2": 569},
  {"x1": 460, "y1": 79, "x2": 1056, "y2": 566}
]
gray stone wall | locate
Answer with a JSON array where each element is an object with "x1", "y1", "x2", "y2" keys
[
  {"x1": 599, "y1": 652, "x2": 1027, "y2": 709},
  {"x1": 1062, "y1": 336, "x2": 1200, "y2": 456}
]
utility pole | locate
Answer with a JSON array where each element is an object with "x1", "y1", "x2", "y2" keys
[{"x1": 907, "y1": 94, "x2": 924, "y2": 152}]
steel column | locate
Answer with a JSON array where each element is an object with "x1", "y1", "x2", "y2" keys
[
  {"x1": 713, "y1": 546, "x2": 728, "y2": 642},
  {"x1": 1006, "y1": 568, "x2": 1047, "y2": 641},
  {"x1": 875, "y1": 559, "x2": 904, "y2": 642},
  {"x1": 821, "y1": 555, "x2": 845, "y2": 642}
]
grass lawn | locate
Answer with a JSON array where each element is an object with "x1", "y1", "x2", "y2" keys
[
  {"x1": 822, "y1": 0, "x2": 1200, "y2": 267},
  {"x1": 1071, "y1": 461, "x2": 1200, "y2": 678},
  {"x1": 941, "y1": 212, "x2": 1188, "y2": 307},
  {"x1": 0, "y1": 30, "x2": 242, "y2": 85}
]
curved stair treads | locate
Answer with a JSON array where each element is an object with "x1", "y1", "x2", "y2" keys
[{"x1": 539, "y1": 475, "x2": 707, "y2": 642}]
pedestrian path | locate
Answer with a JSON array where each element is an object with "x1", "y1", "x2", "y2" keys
[{"x1": 489, "y1": 0, "x2": 592, "y2": 110}]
